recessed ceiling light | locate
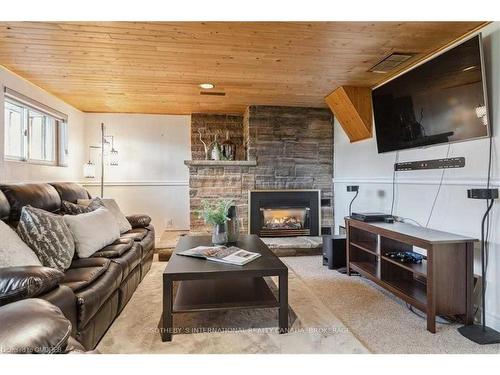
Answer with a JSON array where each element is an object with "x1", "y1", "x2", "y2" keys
[{"x1": 199, "y1": 83, "x2": 215, "y2": 89}]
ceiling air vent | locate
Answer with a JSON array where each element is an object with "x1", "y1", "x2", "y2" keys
[
  {"x1": 200, "y1": 91, "x2": 226, "y2": 96},
  {"x1": 368, "y1": 52, "x2": 416, "y2": 73}
]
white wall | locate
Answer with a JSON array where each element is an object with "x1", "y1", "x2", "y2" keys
[
  {"x1": 0, "y1": 67, "x2": 193, "y2": 238},
  {"x1": 0, "y1": 66, "x2": 85, "y2": 183},
  {"x1": 82, "y1": 113, "x2": 191, "y2": 236},
  {"x1": 334, "y1": 22, "x2": 500, "y2": 330}
]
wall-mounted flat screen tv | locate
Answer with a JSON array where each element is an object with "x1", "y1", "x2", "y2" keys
[{"x1": 372, "y1": 34, "x2": 489, "y2": 153}]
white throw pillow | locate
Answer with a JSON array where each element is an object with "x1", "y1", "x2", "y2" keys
[
  {"x1": 78, "y1": 198, "x2": 132, "y2": 234},
  {"x1": 0, "y1": 220, "x2": 42, "y2": 268},
  {"x1": 63, "y1": 207, "x2": 120, "y2": 258}
]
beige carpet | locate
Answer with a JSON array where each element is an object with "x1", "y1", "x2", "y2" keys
[
  {"x1": 97, "y1": 260, "x2": 368, "y2": 354},
  {"x1": 284, "y1": 256, "x2": 500, "y2": 354},
  {"x1": 97, "y1": 256, "x2": 500, "y2": 354}
]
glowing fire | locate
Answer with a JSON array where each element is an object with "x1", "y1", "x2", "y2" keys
[{"x1": 262, "y1": 208, "x2": 306, "y2": 230}]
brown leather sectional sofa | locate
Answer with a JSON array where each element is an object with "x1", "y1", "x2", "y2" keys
[{"x1": 0, "y1": 182, "x2": 155, "y2": 350}]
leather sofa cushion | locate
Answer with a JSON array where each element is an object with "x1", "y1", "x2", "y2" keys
[
  {"x1": 0, "y1": 298, "x2": 71, "y2": 354},
  {"x1": 50, "y1": 182, "x2": 90, "y2": 204},
  {"x1": 74, "y1": 262, "x2": 122, "y2": 328},
  {"x1": 0, "y1": 190, "x2": 10, "y2": 221},
  {"x1": 121, "y1": 227, "x2": 148, "y2": 242},
  {"x1": 92, "y1": 237, "x2": 134, "y2": 258},
  {"x1": 76, "y1": 289, "x2": 119, "y2": 350},
  {"x1": 0, "y1": 266, "x2": 65, "y2": 307},
  {"x1": 40, "y1": 285, "x2": 78, "y2": 337},
  {"x1": 140, "y1": 249, "x2": 154, "y2": 281},
  {"x1": 110, "y1": 243, "x2": 142, "y2": 280},
  {"x1": 118, "y1": 265, "x2": 141, "y2": 312},
  {"x1": 140, "y1": 229, "x2": 155, "y2": 258},
  {"x1": 0, "y1": 183, "x2": 62, "y2": 222},
  {"x1": 61, "y1": 258, "x2": 111, "y2": 292}
]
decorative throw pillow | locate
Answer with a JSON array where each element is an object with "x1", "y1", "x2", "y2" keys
[
  {"x1": 61, "y1": 200, "x2": 94, "y2": 215},
  {"x1": 78, "y1": 197, "x2": 132, "y2": 234},
  {"x1": 16, "y1": 206, "x2": 75, "y2": 272},
  {"x1": 63, "y1": 207, "x2": 121, "y2": 258},
  {"x1": 0, "y1": 220, "x2": 42, "y2": 268}
]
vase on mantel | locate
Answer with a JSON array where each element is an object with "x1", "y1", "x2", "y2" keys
[
  {"x1": 221, "y1": 131, "x2": 236, "y2": 161},
  {"x1": 212, "y1": 222, "x2": 228, "y2": 245},
  {"x1": 211, "y1": 141, "x2": 222, "y2": 160}
]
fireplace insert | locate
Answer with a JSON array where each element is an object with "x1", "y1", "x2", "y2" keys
[
  {"x1": 260, "y1": 207, "x2": 311, "y2": 237},
  {"x1": 249, "y1": 190, "x2": 320, "y2": 237}
]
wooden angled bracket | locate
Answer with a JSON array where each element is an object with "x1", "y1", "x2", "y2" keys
[{"x1": 325, "y1": 86, "x2": 373, "y2": 142}]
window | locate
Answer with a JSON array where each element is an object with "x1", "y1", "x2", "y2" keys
[{"x1": 3, "y1": 88, "x2": 68, "y2": 166}]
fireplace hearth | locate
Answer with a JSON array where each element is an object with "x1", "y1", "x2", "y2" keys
[{"x1": 249, "y1": 190, "x2": 320, "y2": 237}]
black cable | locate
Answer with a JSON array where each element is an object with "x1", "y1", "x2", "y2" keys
[
  {"x1": 390, "y1": 151, "x2": 399, "y2": 216},
  {"x1": 425, "y1": 143, "x2": 451, "y2": 227},
  {"x1": 405, "y1": 303, "x2": 456, "y2": 325},
  {"x1": 348, "y1": 190, "x2": 359, "y2": 217},
  {"x1": 397, "y1": 217, "x2": 423, "y2": 227}
]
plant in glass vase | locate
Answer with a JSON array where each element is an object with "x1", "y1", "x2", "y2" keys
[{"x1": 199, "y1": 199, "x2": 233, "y2": 245}]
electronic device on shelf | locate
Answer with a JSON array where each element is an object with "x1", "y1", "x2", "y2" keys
[
  {"x1": 351, "y1": 212, "x2": 393, "y2": 222},
  {"x1": 385, "y1": 251, "x2": 425, "y2": 264}
]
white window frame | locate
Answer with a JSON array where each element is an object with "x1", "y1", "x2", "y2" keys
[{"x1": 3, "y1": 87, "x2": 68, "y2": 167}]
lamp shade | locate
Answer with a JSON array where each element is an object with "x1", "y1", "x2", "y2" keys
[
  {"x1": 83, "y1": 161, "x2": 96, "y2": 178},
  {"x1": 109, "y1": 148, "x2": 119, "y2": 166}
]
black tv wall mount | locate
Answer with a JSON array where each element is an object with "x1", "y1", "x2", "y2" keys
[{"x1": 395, "y1": 157, "x2": 465, "y2": 171}]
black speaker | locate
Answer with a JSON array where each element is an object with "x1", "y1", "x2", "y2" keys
[{"x1": 322, "y1": 234, "x2": 347, "y2": 270}]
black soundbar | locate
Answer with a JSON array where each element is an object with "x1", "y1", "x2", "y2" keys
[{"x1": 395, "y1": 157, "x2": 465, "y2": 171}]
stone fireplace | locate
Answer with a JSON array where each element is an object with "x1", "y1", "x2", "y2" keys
[
  {"x1": 186, "y1": 106, "x2": 334, "y2": 235},
  {"x1": 248, "y1": 190, "x2": 321, "y2": 237}
]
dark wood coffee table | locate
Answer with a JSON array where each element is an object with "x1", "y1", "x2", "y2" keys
[{"x1": 160, "y1": 234, "x2": 288, "y2": 342}]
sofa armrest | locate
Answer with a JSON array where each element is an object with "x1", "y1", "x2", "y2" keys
[
  {"x1": 126, "y1": 214, "x2": 152, "y2": 229},
  {"x1": 0, "y1": 298, "x2": 71, "y2": 354},
  {"x1": 0, "y1": 266, "x2": 65, "y2": 307}
]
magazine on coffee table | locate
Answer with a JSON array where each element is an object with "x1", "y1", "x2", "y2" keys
[{"x1": 177, "y1": 245, "x2": 261, "y2": 266}]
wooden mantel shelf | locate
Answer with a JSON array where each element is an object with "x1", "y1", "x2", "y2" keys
[{"x1": 184, "y1": 160, "x2": 257, "y2": 167}]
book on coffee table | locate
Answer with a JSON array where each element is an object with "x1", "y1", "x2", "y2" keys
[{"x1": 177, "y1": 245, "x2": 261, "y2": 266}]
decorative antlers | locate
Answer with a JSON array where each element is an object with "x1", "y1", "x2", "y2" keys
[{"x1": 198, "y1": 129, "x2": 223, "y2": 160}]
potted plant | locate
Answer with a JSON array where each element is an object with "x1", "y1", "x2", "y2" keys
[{"x1": 199, "y1": 199, "x2": 233, "y2": 245}]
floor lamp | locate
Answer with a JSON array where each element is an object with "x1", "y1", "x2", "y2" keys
[{"x1": 83, "y1": 123, "x2": 119, "y2": 198}]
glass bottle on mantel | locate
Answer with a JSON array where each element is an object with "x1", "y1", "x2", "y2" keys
[
  {"x1": 221, "y1": 131, "x2": 236, "y2": 160},
  {"x1": 210, "y1": 133, "x2": 222, "y2": 160}
]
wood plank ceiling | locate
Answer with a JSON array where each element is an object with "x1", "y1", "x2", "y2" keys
[{"x1": 0, "y1": 22, "x2": 487, "y2": 114}]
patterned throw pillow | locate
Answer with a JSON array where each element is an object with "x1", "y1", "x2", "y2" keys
[
  {"x1": 17, "y1": 206, "x2": 75, "y2": 272},
  {"x1": 87, "y1": 197, "x2": 106, "y2": 211},
  {"x1": 61, "y1": 200, "x2": 94, "y2": 215}
]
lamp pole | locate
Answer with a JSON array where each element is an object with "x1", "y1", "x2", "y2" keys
[
  {"x1": 100, "y1": 122, "x2": 105, "y2": 198},
  {"x1": 84, "y1": 122, "x2": 118, "y2": 197}
]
